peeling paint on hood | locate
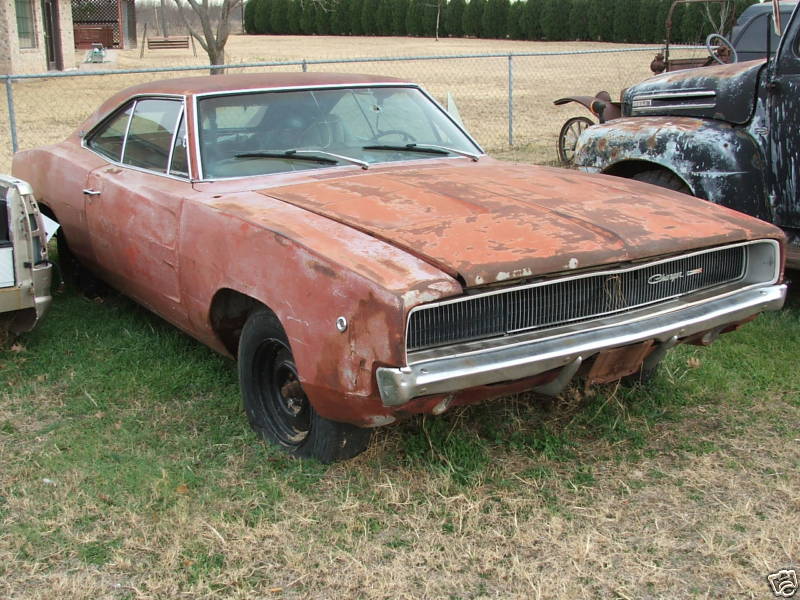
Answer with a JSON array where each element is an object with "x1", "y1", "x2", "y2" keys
[{"x1": 258, "y1": 160, "x2": 778, "y2": 287}]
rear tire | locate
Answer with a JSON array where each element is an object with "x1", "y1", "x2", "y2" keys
[
  {"x1": 630, "y1": 170, "x2": 691, "y2": 195},
  {"x1": 238, "y1": 308, "x2": 371, "y2": 463}
]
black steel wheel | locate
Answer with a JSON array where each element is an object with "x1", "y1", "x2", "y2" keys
[
  {"x1": 557, "y1": 116, "x2": 594, "y2": 165},
  {"x1": 238, "y1": 308, "x2": 371, "y2": 463}
]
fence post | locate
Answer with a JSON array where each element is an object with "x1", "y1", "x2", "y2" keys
[
  {"x1": 5, "y1": 77, "x2": 18, "y2": 154},
  {"x1": 507, "y1": 54, "x2": 513, "y2": 147}
]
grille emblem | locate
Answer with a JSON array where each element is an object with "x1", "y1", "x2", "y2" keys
[{"x1": 648, "y1": 267, "x2": 703, "y2": 285}]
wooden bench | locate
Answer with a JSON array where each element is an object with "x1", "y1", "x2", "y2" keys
[{"x1": 146, "y1": 36, "x2": 190, "y2": 50}]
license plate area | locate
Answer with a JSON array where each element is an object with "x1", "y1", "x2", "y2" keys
[{"x1": 586, "y1": 341, "x2": 654, "y2": 384}]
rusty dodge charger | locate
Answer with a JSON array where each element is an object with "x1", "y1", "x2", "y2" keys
[{"x1": 11, "y1": 73, "x2": 788, "y2": 462}]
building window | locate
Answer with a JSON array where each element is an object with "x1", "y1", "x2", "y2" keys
[{"x1": 15, "y1": 0, "x2": 36, "y2": 49}]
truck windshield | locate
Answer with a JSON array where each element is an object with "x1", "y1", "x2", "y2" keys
[{"x1": 197, "y1": 86, "x2": 481, "y2": 179}]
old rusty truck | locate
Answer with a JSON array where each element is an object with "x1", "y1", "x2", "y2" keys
[{"x1": 574, "y1": 1, "x2": 800, "y2": 269}]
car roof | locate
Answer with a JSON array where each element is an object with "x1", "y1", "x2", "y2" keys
[
  {"x1": 81, "y1": 72, "x2": 416, "y2": 137},
  {"x1": 112, "y1": 72, "x2": 412, "y2": 98},
  {"x1": 737, "y1": 0, "x2": 796, "y2": 21}
]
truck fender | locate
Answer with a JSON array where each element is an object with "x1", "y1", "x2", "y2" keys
[{"x1": 575, "y1": 116, "x2": 772, "y2": 222}]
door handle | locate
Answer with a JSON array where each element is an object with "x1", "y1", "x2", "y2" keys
[{"x1": 82, "y1": 189, "x2": 101, "y2": 196}]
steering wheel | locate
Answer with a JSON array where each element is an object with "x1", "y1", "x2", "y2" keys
[
  {"x1": 706, "y1": 33, "x2": 738, "y2": 65},
  {"x1": 373, "y1": 129, "x2": 415, "y2": 143}
]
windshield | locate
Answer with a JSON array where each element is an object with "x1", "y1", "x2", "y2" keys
[{"x1": 197, "y1": 86, "x2": 481, "y2": 179}]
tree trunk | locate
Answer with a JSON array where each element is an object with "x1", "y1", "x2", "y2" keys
[
  {"x1": 160, "y1": 0, "x2": 169, "y2": 37},
  {"x1": 209, "y1": 47, "x2": 225, "y2": 75}
]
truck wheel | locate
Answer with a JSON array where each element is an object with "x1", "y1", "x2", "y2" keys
[
  {"x1": 631, "y1": 170, "x2": 691, "y2": 195},
  {"x1": 557, "y1": 116, "x2": 594, "y2": 165},
  {"x1": 238, "y1": 308, "x2": 371, "y2": 463}
]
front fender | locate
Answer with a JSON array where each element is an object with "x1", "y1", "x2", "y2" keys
[{"x1": 575, "y1": 117, "x2": 772, "y2": 222}]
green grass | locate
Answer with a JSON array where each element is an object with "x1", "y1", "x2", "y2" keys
[{"x1": 0, "y1": 274, "x2": 798, "y2": 597}]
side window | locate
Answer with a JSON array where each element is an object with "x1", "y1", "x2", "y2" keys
[
  {"x1": 122, "y1": 99, "x2": 183, "y2": 173},
  {"x1": 169, "y1": 115, "x2": 189, "y2": 178},
  {"x1": 88, "y1": 104, "x2": 133, "y2": 162}
]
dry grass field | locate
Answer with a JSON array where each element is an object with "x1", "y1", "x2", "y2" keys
[
  {"x1": 0, "y1": 34, "x2": 702, "y2": 173},
  {"x1": 2, "y1": 34, "x2": 798, "y2": 600},
  {"x1": 1, "y1": 281, "x2": 798, "y2": 599}
]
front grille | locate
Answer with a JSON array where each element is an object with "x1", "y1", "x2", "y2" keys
[{"x1": 407, "y1": 244, "x2": 747, "y2": 352}]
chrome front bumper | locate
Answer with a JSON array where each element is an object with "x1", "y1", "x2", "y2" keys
[{"x1": 376, "y1": 283, "x2": 787, "y2": 407}]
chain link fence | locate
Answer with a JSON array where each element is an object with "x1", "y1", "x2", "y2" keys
[{"x1": 0, "y1": 46, "x2": 707, "y2": 173}]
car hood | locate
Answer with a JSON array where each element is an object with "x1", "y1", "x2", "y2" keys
[
  {"x1": 258, "y1": 161, "x2": 778, "y2": 287},
  {"x1": 622, "y1": 59, "x2": 765, "y2": 124}
]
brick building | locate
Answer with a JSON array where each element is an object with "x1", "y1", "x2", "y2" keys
[{"x1": 0, "y1": 0, "x2": 76, "y2": 74}]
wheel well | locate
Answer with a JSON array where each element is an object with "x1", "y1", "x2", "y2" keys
[
  {"x1": 37, "y1": 203, "x2": 57, "y2": 222},
  {"x1": 209, "y1": 289, "x2": 266, "y2": 357},
  {"x1": 602, "y1": 161, "x2": 692, "y2": 192}
]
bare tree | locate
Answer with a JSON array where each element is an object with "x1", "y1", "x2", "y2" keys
[
  {"x1": 160, "y1": 0, "x2": 170, "y2": 36},
  {"x1": 172, "y1": 0, "x2": 243, "y2": 74}
]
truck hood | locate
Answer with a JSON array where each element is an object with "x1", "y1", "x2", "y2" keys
[
  {"x1": 622, "y1": 59, "x2": 765, "y2": 124},
  {"x1": 259, "y1": 161, "x2": 777, "y2": 287}
]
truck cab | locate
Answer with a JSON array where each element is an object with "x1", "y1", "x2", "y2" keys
[
  {"x1": 0, "y1": 175, "x2": 53, "y2": 341},
  {"x1": 576, "y1": 1, "x2": 800, "y2": 268}
]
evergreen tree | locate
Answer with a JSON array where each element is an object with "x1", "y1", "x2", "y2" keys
[
  {"x1": 406, "y1": 0, "x2": 422, "y2": 35},
  {"x1": 463, "y1": 0, "x2": 484, "y2": 37},
  {"x1": 524, "y1": 0, "x2": 542, "y2": 40},
  {"x1": 568, "y1": 0, "x2": 589, "y2": 40},
  {"x1": 507, "y1": 1, "x2": 525, "y2": 40},
  {"x1": 315, "y1": 2, "x2": 331, "y2": 34},
  {"x1": 331, "y1": 0, "x2": 351, "y2": 34},
  {"x1": 362, "y1": 0, "x2": 380, "y2": 34},
  {"x1": 244, "y1": 0, "x2": 258, "y2": 33},
  {"x1": 588, "y1": 1, "x2": 613, "y2": 40},
  {"x1": 482, "y1": 0, "x2": 509, "y2": 39},
  {"x1": 299, "y1": 0, "x2": 315, "y2": 33},
  {"x1": 287, "y1": 0, "x2": 303, "y2": 33},
  {"x1": 613, "y1": 0, "x2": 639, "y2": 42},
  {"x1": 255, "y1": 0, "x2": 274, "y2": 33},
  {"x1": 351, "y1": 0, "x2": 365, "y2": 33},
  {"x1": 678, "y1": 1, "x2": 705, "y2": 44},
  {"x1": 392, "y1": 0, "x2": 409, "y2": 34},
  {"x1": 422, "y1": 0, "x2": 441, "y2": 36},
  {"x1": 446, "y1": 0, "x2": 466, "y2": 37},
  {"x1": 271, "y1": 0, "x2": 290, "y2": 33},
  {"x1": 541, "y1": 0, "x2": 569, "y2": 40},
  {"x1": 376, "y1": 0, "x2": 393, "y2": 34},
  {"x1": 636, "y1": 0, "x2": 658, "y2": 43}
]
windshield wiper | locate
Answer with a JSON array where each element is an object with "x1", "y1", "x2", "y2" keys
[
  {"x1": 362, "y1": 143, "x2": 480, "y2": 162},
  {"x1": 234, "y1": 150, "x2": 338, "y2": 165},
  {"x1": 291, "y1": 149, "x2": 369, "y2": 170},
  {"x1": 235, "y1": 149, "x2": 369, "y2": 170}
]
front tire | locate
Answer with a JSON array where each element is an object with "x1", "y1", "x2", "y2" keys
[
  {"x1": 238, "y1": 308, "x2": 371, "y2": 463},
  {"x1": 630, "y1": 169, "x2": 691, "y2": 195}
]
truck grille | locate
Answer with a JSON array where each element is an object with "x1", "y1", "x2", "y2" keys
[{"x1": 407, "y1": 244, "x2": 747, "y2": 352}]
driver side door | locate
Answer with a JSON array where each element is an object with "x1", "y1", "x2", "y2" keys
[
  {"x1": 84, "y1": 97, "x2": 190, "y2": 322},
  {"x1": 768, "y1": 5, "x2": 800, "y2": 228}
]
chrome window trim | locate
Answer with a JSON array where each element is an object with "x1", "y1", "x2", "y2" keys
[
  {"x1": 81, "y1": 94, "x2": 192, "y2": 182},
  {"x1": 119, "y1": 100, "x2": 135, "y2": 165},
  {"x1": 165, "y1": 107, "x2": 184, "y2": 177},
  {"x1": 191, "y1": 83, "x2": 485, "y2": 182},
  {"x1": 404, "y1": 239, "x2": 780, "y2": 364}
]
